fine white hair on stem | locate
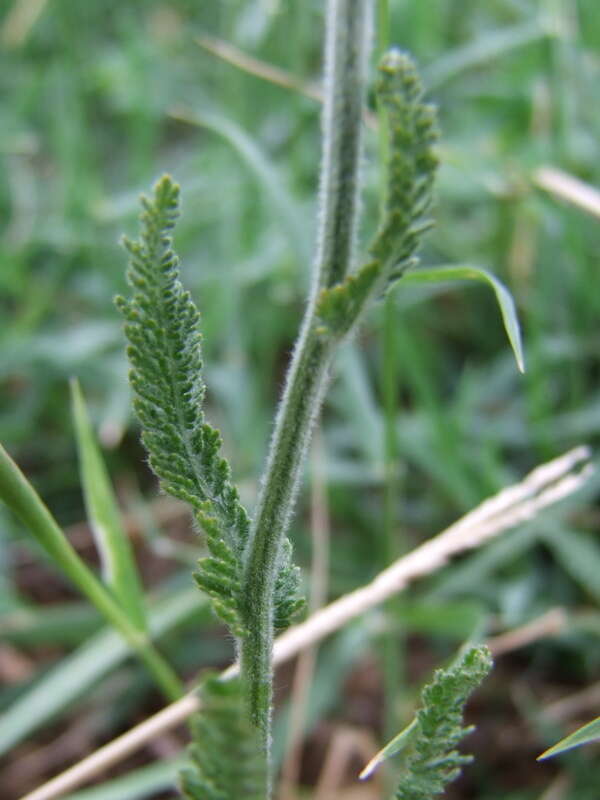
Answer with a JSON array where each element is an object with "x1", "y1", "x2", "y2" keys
[
  {"x1": 20, "y1": 446, "x2": 592, "y2": 800},
  {"x1": 314, "y1": 0, "x2": 372, "y2": 293},
  {"x1": 279, "y1": 431, "x2": 331, "y2": 800}
]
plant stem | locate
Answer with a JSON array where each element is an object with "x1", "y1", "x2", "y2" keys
[
  {"x1": 239, "y1": 0, "x2": 371, "y2": 777},
  {"x1": 0, "y1": 443, "x2": 183, "y2": 701},
  {"x1": 376, "y1": 0, "x2": 404, "y2": 742},
  {"x1": 314, "y1": 0, "x2": 371, "y2": 291},
  {"x1": 22, "y1": 446, "x2": 591, "y2": 800}
]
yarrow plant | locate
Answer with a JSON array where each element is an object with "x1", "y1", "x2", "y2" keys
[{"x1": 114, "y1": 0, "x2": 493, "y2": 797}]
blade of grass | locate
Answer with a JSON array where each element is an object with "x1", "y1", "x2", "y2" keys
[
  {"x1": 62, "y1": 758, "x2": 184, "y2": 800},
  {"x1": 71, "y1": 379, "x2": 146, "y2": 631},
  {"x1": 424, "y1": 18, "x2": 552, "y2": 88},
  {"x1": 402, "y1": 264, "x2": 525, "y2": 373},
  {"x1": 64, "y1": 757, "x2": 186, "y2": 800},
  {"x1": 1, "y1": 0, "x2": 48, "y2": 47},
  {"x1": 195, "y1": 33, "x2": 322, "y2": 102},
  {"x1": 19, "y1": 448, "x2": 592, "y2": 800},
  {"x1": 538, "y1": 717, "x2": 600, "y2": 760},
  {"x1": 0, "y1": 601, "x2": 101, "y2": 646},
  {"x1": 540, "y1": 521, "x2": 600, "y2": 605},
  {"x1": 359, "y1": 718, "x2": 418, "y2": 780},
  {"x1": 0, "y1": 441, "x2": 182, "y2": 701},
  {"x1": 0, "y1": 585, "x2": 207, "y2": 756},
  {"x1": 168, "y1": 105, "x2": 309, "y2": 267}
]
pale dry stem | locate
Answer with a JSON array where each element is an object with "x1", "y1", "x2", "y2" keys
[
  {"x1": 534, "y1": 166, "x2": 600, "y2": 220},
  {"x1": 20, "y1": 446, "x2": 592, "y2": 800}
]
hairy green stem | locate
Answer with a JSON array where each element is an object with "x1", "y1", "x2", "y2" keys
[
  {"x1": 241, "y1": 334, "x2": 332, "y2": 731},
  {"x1": 314, "y1": 0, "x2": 371, "y2": 290},
  {"x1": 0, "y1": 443, "x2": 183, "y2": 701},
  {"x1": 239, "y1": 0, "x2": 372, "y2": 773}
]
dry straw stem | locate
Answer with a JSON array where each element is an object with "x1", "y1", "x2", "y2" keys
[
  {"x1": 196, "y1": 33, "x2": 323, "y2": 103},
  {"x1": 21, "y1": 446, "x2": 592, "y2": 800},
  {"x1": 486, "y1": 607, "x2": 567, "y2": 657},
  {"x1": 541, "y1": 681, "x2": 600, "y2": 723},
  {"x1": 1, "y1": 0, "x2": 48, "y2": 47},
  {"x1": 534, "y1": 166, "x2": 600, "y2": 220},
  {"x1": 195, "y1": 31, "x2": 378, "y2": 129}
]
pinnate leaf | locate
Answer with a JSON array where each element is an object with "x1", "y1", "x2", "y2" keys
[
  {"x1": 179, "y1": 675, "x2": 266, "y2": 800},
  {"x1": 117, "y1": 176, "x2": 303, "y2": 636},
  {"x1": 315, "y1": 50, "x2": 439, "y2": 341},
  {"x1": 358, "y1": 646, "x2": 491, "y2": 799}
]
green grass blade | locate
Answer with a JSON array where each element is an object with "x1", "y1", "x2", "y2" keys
[
  {"x1": 169, "y1": 106, "x2": 309, "y2": 267},
  {"x1": 538, "y1": 717, "x2": 600, "y2": 760},
  {"x1": 0, "y1": 585, "x2": 207, "y2": 756},
  {"x1": 0, "y1": 441, "x2": 182, "y2": 700},
  {"x1": 66, "y1": 758, "x2": 184, "y2": 800},
  {"x1": 71, "y1": 378, "x2": 147, "y2": 631},
  {"x1": 359, "y1": 718, "x2": 418, "y2": 779},
  {"x1": 0, "y1": 601, "x2": 101, "y2": 646},
  {"x1": 540, "y1": 522, "x2": 600, "y2": 606},
  {"x1": 425, "y1": 19, "x2": 550, "y2": 88},
  {"x1": 402, "y1": 265, "x2": 525, "y2": 373}
]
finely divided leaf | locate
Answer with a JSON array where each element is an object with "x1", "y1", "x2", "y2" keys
[
  {"x1": 273, "y1": 537, "x2": 305, "y2": 630},
  {"x1": 316, "y1": 50, "x2": 439, "y2": 340},
  {"x1": 371, "y1": 49, "x2": 438, "y2": 281},
  {"x1": 389, "y1": 646, "x2": 492, "y2": 800},
  {"x1": 117, "y1": 176, "x2": 302, "y2": 636},
  {"x1": 116, "y1": 175, "x2": 250, "y2": 635},
  {"x1": 179, "y1": 675, "x2": 266, "y2": 800}
]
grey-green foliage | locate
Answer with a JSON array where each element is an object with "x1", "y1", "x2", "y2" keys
[
  {"x1": 179, "y1": 675, "x2": 266, "y2": 800},
  {"x1": 116, "y1": 177, "x2": 302, "y2": 637},
  {"x1": 393, "y1": 646, "x2": 493, "y2": 800},
  {"x1": 316, "y1": 49, "x2": 438, "y2": 340}
]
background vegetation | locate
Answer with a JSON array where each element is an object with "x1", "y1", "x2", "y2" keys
[{"x1": 1, "y1": 1, "x2": 599, "y2": 798}]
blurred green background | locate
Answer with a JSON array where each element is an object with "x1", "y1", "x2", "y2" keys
[{"x1": 1, "y1": 1, "x2": 599, "y2": 798}]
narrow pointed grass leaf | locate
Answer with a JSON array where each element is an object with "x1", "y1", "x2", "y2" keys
[
  {"x1": 402, "y1": 265, "x2": 525, "y2": 373},
  {"x1": 66, "y1": 758, "x2": 185, "y2": 800},
  {"x1": 0, "y1": 585, "x2": 205, "y2": 756},
  {"x1": 540, "y1": 522, "x2": 600, "y2": 606},
  {"x1": 71, "y1": 378, "x2": 147, "y2": 631},
  {"x1": 424, "y1": 19, "x2": 550, "y2": 89},
  {"x1": 0, "y1": 442, "x2": 182, "y2": 700},
  {"x1": 0, "y1": 442, "x2": 98, "y2": 581},
  {"x1": 538, "y1": 717, "x2": 600, "y2": 760},
  {"x1": 168, "y1": 107, "x2": 308, "y2": 266},
  {"x1": 360, "y1": 718, "x2": 418, "y2": 780},
  {"x1": 0, "y1": 601, "x2": 101, "y2": 646}
]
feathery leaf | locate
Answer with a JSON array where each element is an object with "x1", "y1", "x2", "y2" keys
[
  {"x1": 179, "y1": 675, "x2": 266, "y2": 800},
  {"x1": 316, "y1": 49, "x2": 439, "y2": 340},
  {"x1": 391, "y1": 646, "x2": 492, "y2": 800},
  {"x1": 116, "y1": 175, "x2": 250, "y2": 635},
  {"x1": 117, "y1": 176, "x2": 302, "y2": 636}
]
